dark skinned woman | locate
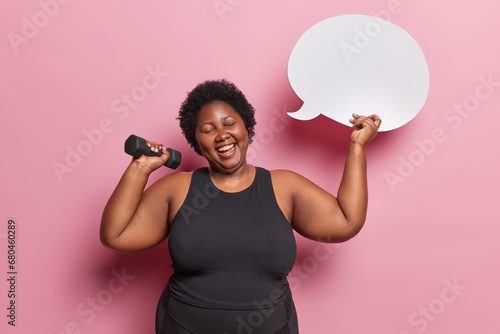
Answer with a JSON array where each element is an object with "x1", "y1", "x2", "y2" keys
[{"x1": 100, "y1": 79, "x2": 381, "y2": 333}]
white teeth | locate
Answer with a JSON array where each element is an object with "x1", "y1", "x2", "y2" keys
[{"x1": 217, "y1": 144, "x2": 235, "y2": 152}]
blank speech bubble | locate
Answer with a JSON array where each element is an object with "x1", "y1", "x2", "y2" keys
[{"x1": 287, "y1": 15, "x2": 429, "y2": 131}]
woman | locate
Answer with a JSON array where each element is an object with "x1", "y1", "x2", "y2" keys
[{"x1": 100, "y1": 79, "x2": 381, "y2": 333}]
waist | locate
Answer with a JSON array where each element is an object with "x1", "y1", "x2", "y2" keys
[
  {"x1": 160, "y1": 283, "x2": 295, "y2": 333},
  {"x1": 168, "y1": 269, "x2": 291, "y2": 309}
]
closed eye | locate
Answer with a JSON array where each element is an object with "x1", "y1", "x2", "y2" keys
[{"x1": 201, "y1": 126, "x2": 215, "y2": 133}]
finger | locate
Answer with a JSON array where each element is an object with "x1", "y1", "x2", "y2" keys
[
  {"x1": 351, "y1": 118, "x2": 367, "y2": 129},
  {"x1": 359, "y1": 115, "x2": 377, "y2": 125},
  {"x1": 365, "y1": 115, "x2": 381, "y2": 128},
  {"x1": 350, "y1": 113, "x2": 367, "y2": 124},
  {"x1": 146, "y1": 140, "x2": 163, "y2": 153},
  {"x1": 160, "y1": 147, "x2": 170, "y2": 162},
  {"x1": 354, "y1": 115, "x2": 372, "y2": 121},
  {"x1": 146, "y1": 140, "x2": 156, "y2": 149},
  {"x1": 370, "y1": 114, "x2": 382, "y2": 128},
  {"x1": 146, "y1": 140, "x2": 153, "y2": 152}
]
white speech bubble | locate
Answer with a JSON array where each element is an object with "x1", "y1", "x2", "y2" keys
[{"x1": 287, "y1": 15, "x2": 429, "y2": 131}]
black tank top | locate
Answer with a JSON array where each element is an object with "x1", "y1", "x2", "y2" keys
[{"x1": 167, "y1": 167, "x2": 297, "y2": 309}]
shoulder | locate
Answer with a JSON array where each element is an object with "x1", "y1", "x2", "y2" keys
[
  {"x1": 157, "y1": 170, "x2": 193, "y2": 184},
  {"x1": 270, "y1": 169, "x2": 331, "y2": 198},
  {"x1": 270, "y1": 169, "x2": 308, "y2": 185},
  {"x1": 269, "y1": 169, "x2": 312, "y2": 195},
  {"x1": 146, "y1": 170, "x2": 193, "y2": 198}
]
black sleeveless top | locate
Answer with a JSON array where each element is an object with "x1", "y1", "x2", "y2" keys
[{"x1": 167, "y1": 167, "x2": 297, "y2": 309}]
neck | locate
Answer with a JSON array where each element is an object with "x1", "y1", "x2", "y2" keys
[{"x1": 209, "y1": 163, "x2": 255, "y2": 191}]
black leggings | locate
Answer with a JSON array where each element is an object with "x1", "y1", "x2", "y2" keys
[{"x1": 155, "y1": 286, "x2": 299, "y2": 334}]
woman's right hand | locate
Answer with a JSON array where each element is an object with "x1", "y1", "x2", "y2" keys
[{"x1": 132, "y1": 140, "x2": 170, "y2": 174}]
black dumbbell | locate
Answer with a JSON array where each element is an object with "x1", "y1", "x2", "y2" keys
[{"x1": 124, "y1": 134, "x2": 182, "y2": 169}]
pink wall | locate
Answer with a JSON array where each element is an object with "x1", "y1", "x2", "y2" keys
[{"x1": 1, "y1": 0, "x2": 499, "y2": 333}]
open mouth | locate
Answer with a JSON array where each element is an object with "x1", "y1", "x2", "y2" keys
[{"x1": 216, "y1": 143, "x2": 236, "y2": 157}]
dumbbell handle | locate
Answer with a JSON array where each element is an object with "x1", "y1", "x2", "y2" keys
[{"x1": 124, "y1": 134, "x2": 182, "y2": 169}]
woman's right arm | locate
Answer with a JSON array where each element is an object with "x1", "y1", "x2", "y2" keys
[{"x1": 100, "y1": 142, "x2": 174, "y2": 252}]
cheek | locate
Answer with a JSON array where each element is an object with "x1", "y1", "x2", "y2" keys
[
  {"x1": 194, "y1": 134, "x2": 208, "y2": 152},
  {"x1": 235, "y1": 128, "x2": 249, "y2": 146},
  {"x1": 198, "y1": 138, "x2": 211, "y2": 150},
  {"x1": 242, "y1": 127, "x2": 249, "y2": 141}
]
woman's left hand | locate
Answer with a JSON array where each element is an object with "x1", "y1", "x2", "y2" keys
[{"x1": 349, "y1": 113, "x2": 382, "y2": 147}]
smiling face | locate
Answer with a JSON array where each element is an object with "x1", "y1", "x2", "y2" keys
[{"x1": 195, "y1": 101, "x2": 249, "y2": 174}]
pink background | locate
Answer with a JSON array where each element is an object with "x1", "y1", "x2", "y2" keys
[{"x1": 1, "y1": 0, "x2": 499, "y2": 333}]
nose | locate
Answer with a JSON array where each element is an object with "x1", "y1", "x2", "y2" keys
[{"x1": 215, "y1": 129, "x2": 230, "y2": 141}]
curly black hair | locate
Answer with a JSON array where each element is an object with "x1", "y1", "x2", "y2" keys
[{"x1": 177, "y1": 79, "x2": 256, "y2": 155}]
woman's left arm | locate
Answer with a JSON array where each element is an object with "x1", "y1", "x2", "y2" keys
[
  {"x1": 276, "y1": 114, "x2": 381, "y2": 243},
  {"x1": 336, "y1": 114, "x2": 381, "y2": 238}
]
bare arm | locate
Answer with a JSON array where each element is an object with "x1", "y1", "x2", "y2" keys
[
  {"x1": 337, "y1": 114, "x2": 382, "y2": 231},
  {"x1": 335, "y1": 141, "x2": 368, "y2": 238},
  {"x1": 275, "y1": 114, "x2": 381, "y2": 243},
  {"x1": 100, "y1": 141, "x2": 173, "y2": 252}
]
